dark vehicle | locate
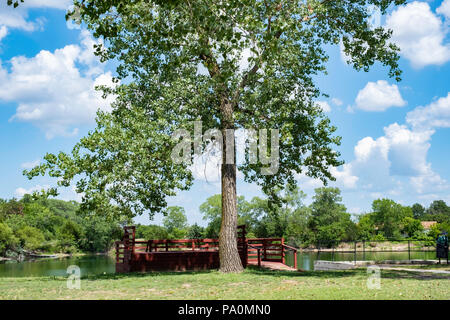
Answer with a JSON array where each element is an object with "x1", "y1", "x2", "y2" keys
[{"x1": 436, "y1": 232, "x2": 449, "y2": 264}]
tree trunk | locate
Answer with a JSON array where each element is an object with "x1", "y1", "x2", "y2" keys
[{"x1": 219, "y1": 101, "x2": 244, "y2": 273}]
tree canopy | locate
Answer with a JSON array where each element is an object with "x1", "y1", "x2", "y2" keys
[
  {"x1": 19, "y1": 0, "x2": 407, "y2": 272},
  {"x1": 0, "y1": 196, "x2": 125, "y2": 256},
  {"x1": 24, "y1": 0, "x2": 406, "y2": 215}
]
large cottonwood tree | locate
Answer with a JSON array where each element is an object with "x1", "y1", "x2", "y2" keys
[{"x1": 14, "y1": 0, "x2": 406, "y2": 272}]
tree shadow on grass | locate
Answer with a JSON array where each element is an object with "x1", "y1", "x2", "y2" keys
[
  {"x1": 379, "y1": 269, "x2": 450, "y2": 281},
  {"x1": 79, "y1": 266, "x2": 363, "y2": 281},
  {"x1": 75, "y1": 265, "x2": 450, "y2": 282},
  {"x1": 244, "y1": 265, "x2": 365, "y2": 279},
  {"x1": 80, "y1": 269, "x2": 219, "y2": 281}
]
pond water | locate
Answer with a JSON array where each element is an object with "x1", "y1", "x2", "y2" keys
[
  {"x1": 0, "y1": 255, "x2": 116, "y2": 278},
  {"x1": 0, "y1": 251, "x2": 438, "y2": 277},
  {"x1": 285, "y1": 251, "x2": 437, "y2": 271}
]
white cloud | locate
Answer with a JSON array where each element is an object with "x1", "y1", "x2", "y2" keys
[
  {"x1": 15, "y1": 183, "x2": 84, "y2": 202},
  {"x1": 385, "y1": 1, "x2": 450, "y2": 68},
  {"x1": 0, "y1": 26, "x2": 7, "y2": 42},
  {"x1": 347, "y1": 135, "x2": 392, "y2": 192},
  {"x1": 354, "y1": 136, "x2": 389, "y2": 163},
  {"x1": 383, "y1": 123, "x2": 434, "y2": 177},
  {"x1": 331, "y1": 98, "x2": 343, "y2": 107},
  {"x1": 437, "y1": 0, "x2": 450, "y2": 19},
  {"x1": 406, "y1": 92, "x2": 450, "y2": 130},
  {"x1": 294, "y1": 172, "x2": 323, "y2": 189},
  {"x1": 0, "y1": 6, "x2": 36, "y2": 32},
  {"x1": 348, "y1": 122, "x2": 447, "y2": 194},
  {"x1": 0, "y1": 31, "x2": 116, "y2": 138},
  {"x1": 15, "y1": 184, "x2": 50, "y2": 197},
  {"x1": 338, "y1": 107, "x2": 449, "y2": 197},
  {"x1": 346, "y1": 105, "x2": 355, "y2": 113},
  {"x1": 298, "y1": 93, "x2": 450, "y2": 203},
  {"x1": 0, "y1": 1, "x2": 71, "y2": 41},
  {"x1": 21, "y1": 0, "x2": 72, "y2": 9},
  {"x1": 355, "y1": 80, "x2": 406, "y2": 112},
  {"x1": 293, "y1": 162, "x2": 358, "y2": 191},
  {"x1": 21, "y1": 159, "x2": 40, "y2": 170},
  {"x1": 316, "y1": 101, "x2": 331, "y2": 113},
  {"x1": 330, "y1": 164, "x2": 359, "y2": 189}
]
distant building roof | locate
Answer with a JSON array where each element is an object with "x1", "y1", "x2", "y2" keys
[{"x1": 421, "y1": 221, "x2": 437, "y2": 230}]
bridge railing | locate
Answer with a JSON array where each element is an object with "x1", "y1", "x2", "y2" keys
[
  {"x1": 283, "y1": 244, "x2": 298, "y2": 269},
  {"x1": 135, "y1": 239, "x2": 221, "y2": 252},
  {"x1": 115, "y1": 224, "x2": 300, "y2": 270},
  {"x1": 247, "y1": 238, "x2": 283, "y2": 262}
]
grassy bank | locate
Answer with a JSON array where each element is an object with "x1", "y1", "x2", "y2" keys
[
  {"x1": 0, "y1": 267, "x2": 448, "y2": 300},
  {"x1": 388, "y1": 264, "x2": 450, "y2": 271}
]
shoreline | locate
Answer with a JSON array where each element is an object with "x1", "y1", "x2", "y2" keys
[
  {"x1": 299, "y1": 247, "x2": 435, "y2": 253},
  {"x1": 297, "y1": 242, "x2": 435, "y2": 252},
  {"x1": 0, "y1": 252, "x2": 110, "y2": 262}
]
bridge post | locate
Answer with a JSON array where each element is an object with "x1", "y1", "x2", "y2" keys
[
  {"x1": 294, "y1": 250, "x2": 297, "y2": 270},
  {"x1": 263, "y1": 239, "x2": 267, "y2": 261}
]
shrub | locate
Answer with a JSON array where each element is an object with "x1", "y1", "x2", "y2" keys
[
  {"x1": 370, "y1": 233, "x2": 386, "y2": 244},
  {"x1": 79, "y1": 217, "x2": 122, "y2": 253},
  {"x1": 136, "y1": 224, "x2": 169, "y2": 240},
  {"x1": 187, "y1": 224, "x2": 205, "y2": 239},
  {"x1": 429, "y1": 222, "x2": 450, "y2": 239},
  {"x1": 16, "y1": 226, "x2": 45, "y2": 251},
  {"x1": 0, "y1": 222, "x2": 17, "y2": 255}
]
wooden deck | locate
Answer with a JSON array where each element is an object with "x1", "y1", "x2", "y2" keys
[
  {"x1": 248, "y1": 260, "x2": 298, "y2": 271},
  {"x1": 115, "y1": 226, "x2": 299, "y2": 273}
]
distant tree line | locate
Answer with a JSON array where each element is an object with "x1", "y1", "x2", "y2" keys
[
  {"x1": 136, "y1": 187, "x2": 450, "y2": 248},
  {"x1": 2, "y1": 188, "x2": 449, "y2": 257},
  {"x1": 0, "y1": 195, "x2": 127, "y2": 258}
]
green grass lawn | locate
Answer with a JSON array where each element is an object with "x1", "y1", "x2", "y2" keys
[
  {"x1": 388, "y1": 264, "x2": 450, "y2": 271},
  {"x1": 0, "y1": 267, "x2": 448, "y2": 300}
]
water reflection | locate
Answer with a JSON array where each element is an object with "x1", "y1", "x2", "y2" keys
[
  {"x1": 0, "y1": 255, "x2": 115, "y2": 278},
  {"x1": 0, "y1": 250, "x2": 438, "y2": 277},
  {"x1": 286, "y1": 251, "x2": 437, "y2": 271}
]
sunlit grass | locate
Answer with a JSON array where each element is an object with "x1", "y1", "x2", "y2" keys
[{"x1": 0, "y1": 267, "x2": 448, "y2": 300}]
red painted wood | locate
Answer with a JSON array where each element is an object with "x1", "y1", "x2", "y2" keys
[
  {"x1": 294, "y1": 251, "x2": 297, "y2": 270},
  {"x1": 115, "y1": 226, "x2": 299, "y2": 273}
]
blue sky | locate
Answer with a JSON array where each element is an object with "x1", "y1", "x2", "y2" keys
[{"x1": 0, "y1": 1, "x2": 450, "y2": 226}]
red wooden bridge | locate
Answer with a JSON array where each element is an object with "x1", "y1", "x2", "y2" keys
[{"x1": 115, "y1": 226, "x2": 298, "y2": 273}]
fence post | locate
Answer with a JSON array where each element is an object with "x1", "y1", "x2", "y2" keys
[
  {"x1": 123, "y1": 241, "x2": 129, "y2": 265},
  {"x1": 408, "y1": 240, "x2": 411, "y2": 262},
  {"x1": 354, "y1": 241, "x2": 357, "y2": 265},
  {"x1": 281, "y1": 238, "x2": 285, "y2": 264},
  {"x1": 316, "y1": 242, "x2": 320, "y2": 260},
  {"x1": 363, "y1": 240, "x2": 365, "y2": 261},
  {"x1": 332, "y1": 242, "x2": 335, "y2": 261},
  {"x1": 257, "y1": 248, "x2": 261, "y2": 268},
  {"x1": 294, "y1": 250, "x2": 297, "y2": 270},
  {"x1": 263, "y1": 239, "x2": 267, "y2": 261}
]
